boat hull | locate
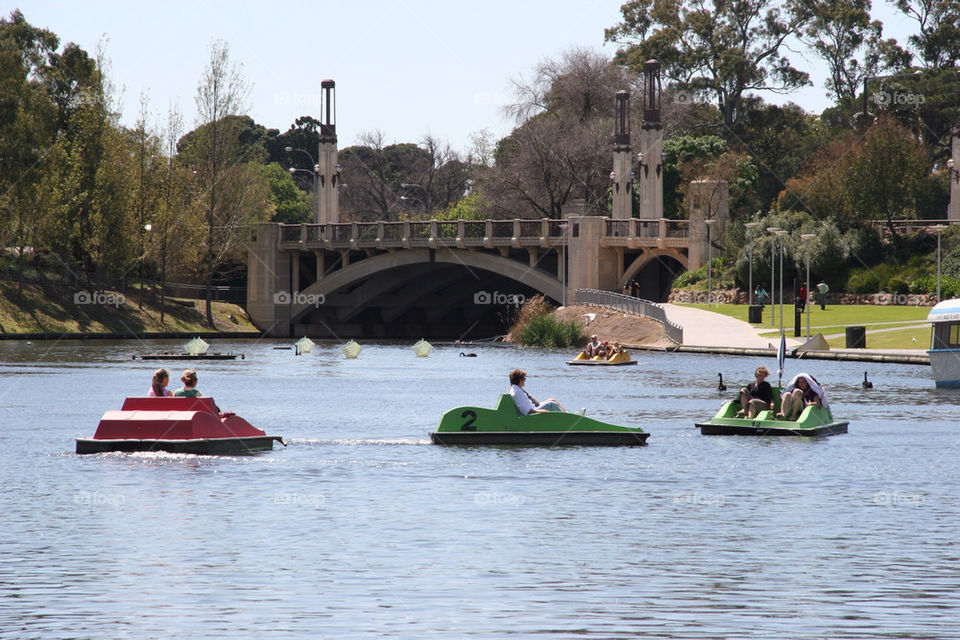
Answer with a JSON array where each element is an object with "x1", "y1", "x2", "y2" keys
[
  {"x1": 76, "y1": 436, "x2": 282, "y2": 455},
  {"x1": 431, "y1": 430, "x2": 648, "y2": 446},
  {"x1": 927, "y1": 349, "x2": 960, "y2": 387},
  {"x1": 77, "y1": 397, "x2": 282, "y2": 455},
  {"x1": 696, "y1": 421, "x2": 848, "y2": 436},
  {"x1": 695, "y1": 401, "x2": 847, "y2": 437},
  {"x1": 431, "y1": 394, "x2": 649, "y2": 447},
  {"x1": 566, "y1": 359, "x2": 637, "y2": 366}
]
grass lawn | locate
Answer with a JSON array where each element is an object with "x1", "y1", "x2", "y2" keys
[{"x1": 678, "y1": 302, "x2": 931, "y2": 350}]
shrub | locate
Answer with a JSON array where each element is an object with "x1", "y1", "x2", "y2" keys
[
  {"x1": 518, "y1": 315, "x2": 584, "y2": 348},
  {"x1": 887, "y1": 276, "x2": 909, "y2": 295}
]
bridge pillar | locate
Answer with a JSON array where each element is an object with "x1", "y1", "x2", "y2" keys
[
  {"x1": 247, "y1": 224, "x2": 293, "y2": 336},
  {"x1": 567, "y1": 215, "x2": 620, "y2": 303},
  {"x1": 318, "y1": 80, "x2": 340, "y2": 224},
  {"x1": 611, "y1": 90, "x2": 634, "y2": 219},
  {"x1": 638, "y1": 60, "x2": 664, "y2": 221},
  {"x1": 950, "y1": 126, "x2": 959, "y2": 222}
]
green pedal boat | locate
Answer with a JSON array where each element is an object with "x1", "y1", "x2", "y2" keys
[
  {"x1": 695, "y1": 391, "x2": 848, "y2": 437},
  {"x1": 431, "y1": 394, "x2": 649, "y2": 446}
]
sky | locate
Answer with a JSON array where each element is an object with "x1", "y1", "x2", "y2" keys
[{"x1": 10, "y1": 0, "x2": 915, "y2": 153}]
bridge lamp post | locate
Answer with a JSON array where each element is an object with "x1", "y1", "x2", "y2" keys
[
  {"x1": 705, "y1": 218, "x2": 716, "y2": 307},
  {"x1": 559, "y1": 222, "x2": 569, "y2": 307},
  {"x1": 800, "y1": 233, "x2": 815, "y2": 339},
  {"x1": 285, "y1": 146, "x2": 320, "y2": 223},
  {"x1": 401, "y1": 183, "x2": 430, "y2": 216},
  {"x1": 932, "y1": 225, "x2": 948, "y2": 302},
  {"x1": 775, "y1": 229, "x2": 788, "y2": 336},
  {"x1": 766, "y1": 226, "x2": 780, "y2": 326},
  {"x1": 745, "y1": 220, "x2": 760, "y2": 305}
]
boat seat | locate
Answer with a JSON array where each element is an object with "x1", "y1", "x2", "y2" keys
[{"x1": 496, "y1": 393, "x2": 526, "y2": 418}]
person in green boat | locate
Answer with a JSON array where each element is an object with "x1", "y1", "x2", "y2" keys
[
  {"x1": 174, "y1": 369, "x2": 203, "y2": 397},
  {"x1": 777, "y1": 373, "x2": 826, "y2": 420},
  {"x1": 736, "y1": 366, "x2": 774, "y2": 418},
  {"x1": 508, "y1": 369, "x2": 568, "y2": 415}
]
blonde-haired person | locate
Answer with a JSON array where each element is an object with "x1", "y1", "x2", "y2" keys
[
  {"x1": 148, "y1": 369, "x2": 174, "y2": 397},
  {"x1": 736, "y1": 366, "x2": 773, "y2": 418},
  {"x1": 174, "y1": 369, "x2": 203, "y2": 397}
]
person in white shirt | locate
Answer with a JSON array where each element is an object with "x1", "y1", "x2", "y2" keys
[{"x1": 508, "y1": 369, "x2": 567, "y2": 415}]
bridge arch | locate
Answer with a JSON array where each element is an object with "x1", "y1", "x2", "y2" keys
[{"x1": 287, "y1": 248, "x2": 562, "y2": 337}]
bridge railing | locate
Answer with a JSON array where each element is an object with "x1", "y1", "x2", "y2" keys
[
  {"x1": 576, "y1": 288, "x2": 683, "y2": 345},
  {"x1": 277, "y1": 216, "x2": 692, "y2": 250}
]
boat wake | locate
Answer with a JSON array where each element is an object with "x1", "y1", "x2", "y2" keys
[{"x1": 289, "y1": 437, "x2": 431, "y2": 446}]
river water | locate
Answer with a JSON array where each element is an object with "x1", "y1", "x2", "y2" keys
[{"x1": 1, "y1": 339, "x2": 959, "y2": 639}]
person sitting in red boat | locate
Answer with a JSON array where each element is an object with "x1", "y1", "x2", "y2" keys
[
  {"x1": 174, "y1": 369, "x2": 203, "y2": 397},
  {"x1": 148, "y1": 368, "x2": 174, "y2": 397}
]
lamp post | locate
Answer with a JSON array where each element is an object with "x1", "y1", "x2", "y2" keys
[
  {"x1": 745, "y1": 221, "x2": 760, "y2": 305},
  {"x1": 766, "y1": 226, "x2": 780, "y2": 326},
  {"x1": 285, "y1": 146, "x2": 320, "y2": 223},
  {"x1": 801, "y1": 233, "x2": 815, "y2": 338},
  {"x1": 775, "y1": 230, "x2": 788, "y2": 335},
  {"x1": 705, "y1": 218, "x2": 716, "y2": 307},
  {"x1": 400, "y1": 183, "x2": 431, "y2": 217},
  {"x1": 932, "y1": 225, "x2": 948, "y2": 301},
  {"x1": 860, "y1": 70, "x2": 924, "y2": 126}
]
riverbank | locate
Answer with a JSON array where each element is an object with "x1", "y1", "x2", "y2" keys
[
  {"x1": 505, "y1": 303, "x2": 674, "y2": 350},
  {"x1": 0, "y1": 281, "x2": 258, "y2": 337}
]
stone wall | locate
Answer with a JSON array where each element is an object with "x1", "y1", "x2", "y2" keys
[{"x1": 668, "y1": 288, "x2": 939, "y2": 307}]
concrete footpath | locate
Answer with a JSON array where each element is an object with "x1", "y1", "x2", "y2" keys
[{"x1": 659, "y1": 304, "x2": 929, "y2": 365}]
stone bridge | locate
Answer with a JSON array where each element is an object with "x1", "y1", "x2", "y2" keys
[{"x1": 247, "y1": 212, "x2": 705, "y2": 338}]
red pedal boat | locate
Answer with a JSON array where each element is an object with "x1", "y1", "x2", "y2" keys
[{"x1": 76, "y1": 397, "x2": 284, "y2": 455}]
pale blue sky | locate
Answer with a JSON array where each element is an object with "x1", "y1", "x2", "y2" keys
[{"x1": 11, "y1": 0, "x2": 913, "y2": 152}]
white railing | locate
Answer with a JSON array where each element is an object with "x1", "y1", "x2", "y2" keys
[{"x1": 575, "y1": 288, "x2": 683, "y2": 345}]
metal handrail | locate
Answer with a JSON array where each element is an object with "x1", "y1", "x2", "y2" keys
[{"x1": 575, "y1": 288, "x2": 683, "y2": 344}]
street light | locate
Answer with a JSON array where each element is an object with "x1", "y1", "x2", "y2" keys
[
  {"x1": 801, "y1": 233, "x2": 816, "y2": 338},
  {"x1": 745, "y1": 220, "x2": 761, "y2": 305},
  {"x1": 705, "y1": 218, "x2": 716, "y2": 307},
  {"x1": 766, "y1": 226, "x2": 780, "y2": 326},
  {"x1": 285, "y1": 146, "x2": 320, "y2": 223},
  {"x1": 860, "y1": 70, "x2": 924, "y2": 124},
  {"x1": 557, "y1": 222, "x2": 568, "y2": 307},
  {"x1": 775, "y1": 229, "x2": 788, "y2": 335},
  {"x1": 932, "y1": 225, "x2": 948, "y2": 301},
  {"x1": 401, "y1": 183, "x2": 430, "y2": 216}
]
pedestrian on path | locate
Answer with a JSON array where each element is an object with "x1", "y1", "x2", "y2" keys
[
  {"x1": 817, "y1": 280, "x2": 829, "y2": 310},
  {"x1": 799, "y1": 284, "x2": 807, "y2": 313}
]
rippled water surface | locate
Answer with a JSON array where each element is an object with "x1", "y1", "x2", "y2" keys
[{"x1": 2, "y1": 339, "x2": 960, "y2": 639}]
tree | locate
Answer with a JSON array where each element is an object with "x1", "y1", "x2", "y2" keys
[
  {"x1": 0, "y1": 11, "x2": 59, "y2": 289},
  {"x1": 893, "y1": 0, "x2": 960, "y2": 68},
  {"x1": 193, "y1": 39, "x2": 252, "y2": 325},
  {"x1": 797, "y1": 0, "x2": 909, "y2": 117},
  {"x1": 259, "y1": 162, "x2": 311, "y2": 223},
  {"x1": 482, "y1": 48, "x2": 630, "y2": 218},
  {"x1": 605, "y1": 0, "x2": 810, "y2": 127}
]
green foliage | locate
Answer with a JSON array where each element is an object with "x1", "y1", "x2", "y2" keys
[
  {"x1": 435, "y1": 193, "x2": 486, "y2": 221},
  {"x1": 518, "y1": 315, "x2": 585, "y2": 348},
  {"x1": 605, "y1": 0, "x2": 810, "y2": 127},
  {"x1": 259, "y1": 162, "x2": 311, "y2": 223},
  {"x1": 910, "y1": 274, "x2": 960, "y2": 298},
  {"x1": 673, "y1": 258, "x2": 729, "y2": 289}
]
